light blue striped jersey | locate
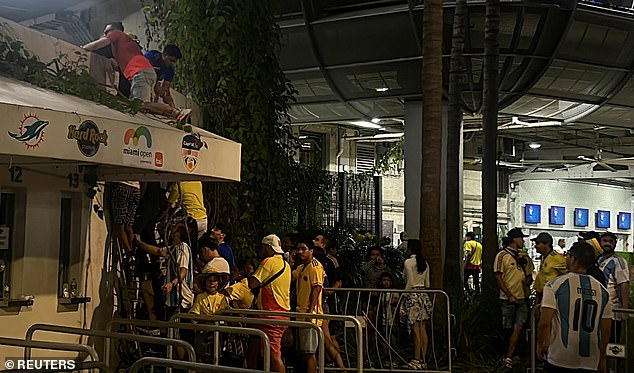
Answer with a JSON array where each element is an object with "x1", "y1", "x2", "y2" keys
[
  {"x1": 542, "y1": 273, "x2": 612, "y2": 370},
  {"x1": 598, "y1": 254, "x2": 630, "y2": 320}
]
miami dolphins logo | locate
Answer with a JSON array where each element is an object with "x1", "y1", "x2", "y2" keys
[
  {"x1": 8, "y1": 113, "x2": 49, "y2": 149},
  {"x1": 124, "y1": 126, "x2": 152, "y2": 147}
]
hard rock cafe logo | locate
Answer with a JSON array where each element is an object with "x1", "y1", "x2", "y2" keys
[
  {"x1": 8, "y1": 113, "x2": 49, "y2": 149},
  {"x1": 181, "y1": 133, "x2": 207, "y2": 172},
  {"x1": 67, "y1": 120, "x2": 108, "y2": 157}
]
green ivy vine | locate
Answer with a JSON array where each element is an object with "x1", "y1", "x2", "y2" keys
[
  {"x1": 0, "y1": 24, "x2": 140, "y2": 114},
  {"x1": 148, "y1": 0, "x2": 334, "y2": 260}
]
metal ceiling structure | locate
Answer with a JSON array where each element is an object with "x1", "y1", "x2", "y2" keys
[
  {"x1": 5, "y1": 0, "x2": 634, "y2": 169},
  {"x1": 278, "y1": 0, "x2": 634, "y2": 166}
]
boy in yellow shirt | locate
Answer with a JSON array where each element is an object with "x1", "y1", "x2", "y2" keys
[{"x1": 191, "y1": 257, "x2": 230, "y2": 316}]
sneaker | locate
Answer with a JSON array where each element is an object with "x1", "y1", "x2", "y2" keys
[
  {"x1": 407, "y1": 360, "x2": 422, "y2": 370},
  {"x1": 175, "y1": 108, "x2": 192, "y2": 124},
  {"x1": 503, "y1": 357, "x2": 513, "y2": 368}
]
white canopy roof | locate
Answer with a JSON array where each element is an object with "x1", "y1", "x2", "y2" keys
[{"x1": 0, "y1": 75, "x2": 241, "y2": 182}]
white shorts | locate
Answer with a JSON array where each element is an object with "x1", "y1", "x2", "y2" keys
[
  {"x1": 298, "y1": 327, "x2": 319, "y2": 354},
  {"x1": 130, "y1": 68, "x2": 157, "y2": 102}
]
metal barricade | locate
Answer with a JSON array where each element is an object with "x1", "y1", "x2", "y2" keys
[
  {"x1": 24, "y1": 323, "x2": 196, "y2": 366},
  {"x1": 529, "y1": 304, "x2": 540, "y2": 373},
  {"x1": 129, "y1": 356, "x2": 266, "y2": 373},
  {"x1": 330, "y1": 288, "x2": 452, "y2": 372},
  {"x1": 0, "y1": 336, "x2": 103, "y2": 372},
  {"x1": 105, "y1": 317, "x2": 272, "y2": 372},
  {"x1": 219, "y1": 308, "x2": 364, "y2": 373},
  {"x1": 611, "y1": 308, "x2": 633, "y2": 373},
  {"x1": 169, "y1": 313, "x2": 325, "y2": 373}
]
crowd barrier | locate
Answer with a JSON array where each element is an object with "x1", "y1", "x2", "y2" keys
[
  {"x1": 129, "y1": 357, "x2": 266, "y2": 373},
  {"x1": 220, "y1": 308, "x2": 364, "y2": 373},
  {"x1": 0, "y1": 336, "x2": 104, "y2": 372},
  {"x1": 105, "y1": 317, "x2": 272, "y2": 371},
  {"x1": 169, "y1": 313, "x2": 325, "y2": 373},
  {"x1": 328, "y1": 288, "x2": 452, "y2": 372},
  {"x1": 24, "y1": 323, "x2": 196, "y2": 366}
]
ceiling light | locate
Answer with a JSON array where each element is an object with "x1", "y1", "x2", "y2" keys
[
  {"x1": 374, "y1": 133, "x2": 404, "y2": 139},
  {"x1": 298, "y1": 135, "x2": 308, "y2": 139},
  {"x1": 375, "y1": 87, "x2": 389, "y2": 92},
  {"x1": 371, "y1": 117, "x2": 381, "y2": 124},
  {"x1": 528, "y1": 143, "x2": 542, "y2": 149},
  {"x1": 350, "y1": 121, "x2": 382, "y2": 129}
]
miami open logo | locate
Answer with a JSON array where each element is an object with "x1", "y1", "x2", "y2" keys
[
  {"x1": 8, "y1": 113, "x2": 49, "y2": 149},
  {"x1": 123, "y1": 126, "x2": 162, "y2": 167}
]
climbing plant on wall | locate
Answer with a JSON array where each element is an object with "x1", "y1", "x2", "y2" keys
[{"x1": 149, "y1": 0, "x2": 302, "y2": 259}]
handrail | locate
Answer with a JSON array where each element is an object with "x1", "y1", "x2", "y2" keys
[
  {"x1": 0, "y1": 336, "x2": 101, "y2": 363},
  {"x1": 169, "y1": 313, "x2": 325, "y2": 373},
  {"x1": 220, "y1": 308, "x2": 364, "y2": 373},
  {"x1": 331, "y1": 287, "x2": 452, "y2": 372},
  {"x1": 129, "y1": 357, "x2": 266, "y2": 373},
  {"x1": 106, "y1": 317, "x2": 271, "y2": 372},
  {"x1": 24, "y1": 323, "x2": 196, "y2": 366},
  {"x1": 529, "y1": 304, "x2": 540, "y2": 373}
]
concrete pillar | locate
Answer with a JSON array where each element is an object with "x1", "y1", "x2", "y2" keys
[{"x1": 404, "y1": 101, "x2": 422, "y2": 238}]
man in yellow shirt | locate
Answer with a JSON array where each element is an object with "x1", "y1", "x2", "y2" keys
[
  {"x1": 463, "y1": 232, "x2": 482, "y2": 295},
  {"x1": 167, "y1": 181, "x2": 207, "y2": 238},
  {"x1": 292, "y1": 239, "x2": 325, "y2": 373},
  {"x1": 247, "y1": 234, "x2": 290, "y2": 373},
  {"x1": 532, "y1": 232, "x2": 567, "y2": 303},
  {"x1": 494, "y1": 228, "x2": 534, "y2": 369}
]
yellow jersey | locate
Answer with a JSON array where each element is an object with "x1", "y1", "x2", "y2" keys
[
  {"x1": 465, "y1": 240, "x2": 483, "y2": 268},
  {"x1": 253, "y1": 255, "x2": 291, "y2": 313},
  {"x1": 190, "y1": 291, "x2": 229, "y2": 316},
  {"x1": 534, "y1": 250, "x2": 567, "y2": 294},
  {"x1": 494, "y1": 247, "x2": 534, "y2": 300},
  {"x1": 167, "y1": 181, "x2": 207, "y2": 221},
  {"x1": 293, "y1": 258, "x2": 325, "y2": 326}
]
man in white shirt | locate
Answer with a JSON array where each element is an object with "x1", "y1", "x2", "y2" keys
[{"x1": 537, "y1": 241, "x2": 612, "y2": 372}]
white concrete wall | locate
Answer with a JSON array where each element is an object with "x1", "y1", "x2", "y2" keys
[
  {"x1": 511, "y1": 179, "x2": 633, "y2": 251},
  {"x1": 0, "y1": 169, "x2": 111, "y2": 357}
]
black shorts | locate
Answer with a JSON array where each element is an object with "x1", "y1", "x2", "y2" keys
[{"x1": 111, "y1": 183, "x2": 140, "y2": 225}]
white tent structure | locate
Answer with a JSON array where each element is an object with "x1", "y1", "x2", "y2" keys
[
  {"x1": 0, "y1": 75, "x2": 241, "y2": 183},
  {"x1": 0, "y1": 74, "x2": 241, "y2": 348}
]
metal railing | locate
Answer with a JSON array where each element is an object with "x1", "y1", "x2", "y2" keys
[
  {"x1": 0, "y1": 336, "x2": 103, "y2": 370},
  {"x1": 330, "y1": 288, "x2": 452, "y2": 372},
  {"x1": 24, "y1": 323, "x2": 196, "y2": 366},
  {"x1": 169, "y1": 313, "x2": 325, "y2": 373},
  {"x1": 105, "y1": 317, "x2": 272, "y2": 371},
  {"x1": 129, "y1": 357, "x2": 267, "y2": 373},
  {"x1": 219, "y1": 308, "x2": 364, "y2": 373}
]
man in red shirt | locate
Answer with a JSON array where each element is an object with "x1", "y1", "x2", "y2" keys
[{"x1": 83, "y1": 22, "x2": 190, "y2": 122}]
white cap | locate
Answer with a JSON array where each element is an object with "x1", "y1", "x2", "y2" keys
[{"x1": 262, "y1": 234, "x2": 284, "y2": 254}]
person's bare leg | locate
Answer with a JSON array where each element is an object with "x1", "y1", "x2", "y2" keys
[
  {"x1": 421, "y1": 321, "x2": 429, "y2": 363},
  {"x1": 115, "y1": 224, "x2": 132, "y2": 253},
  {"x1": 412, "y1": 322, "x2": 422, "y2": 361},
  {"x1": 506, "y1": 323, "x2": 522, "y2": 359},
  {"x1": 271, "y1": 355, "x2": 285, "y2": 373},
  {"x1": 305, "y1": 353, "x2": 317, "y2": 373},
  {"x1": 322, "y1": 320, "x2": 344, "y2": 367},
  {"x1": 142, "y1": 102, "x2": 177, "y2": 117},
  {"x1": 141, "y1": 280, "x2": 156, "y2": 321}
]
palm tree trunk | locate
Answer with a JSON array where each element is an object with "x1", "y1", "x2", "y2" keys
[
  {"x1": 481, "y1": 0, "x2": 500, "y2": 297},
  {"x1": 444, "y1": 0, "x2": 467, "y2": 293},
  {"x1": 421, "y1": 0, "x2": 444, "y2": 290}
]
